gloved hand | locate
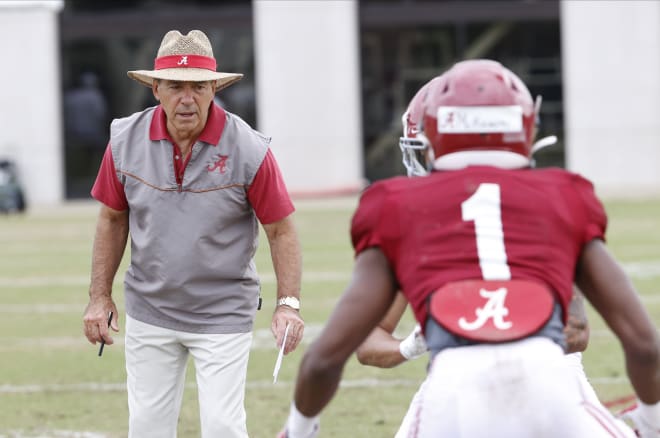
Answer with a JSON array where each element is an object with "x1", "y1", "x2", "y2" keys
[
  {"x1": 399, "y1": 323, "x2": 428, "y2": 360},
  {"x1": 620, "y1": 400, "x2": 660, "y2": 438}
]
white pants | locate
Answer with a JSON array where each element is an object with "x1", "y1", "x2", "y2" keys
[
  {"x1": 399, "y1": 338, "x2": 635, "y2": 438},
  {"x1": 125, "y1": 315, "x2": 252, "y2": 438}
]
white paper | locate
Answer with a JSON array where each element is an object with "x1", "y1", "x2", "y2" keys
[{"x1": 272, "y1": 323, "x2": 290, "y2": 383}]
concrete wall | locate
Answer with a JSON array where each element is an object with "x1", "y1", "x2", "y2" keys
[
  {"x1": 0, "y1": 1, "x2": 64, "y2": 205},
  {"x1": 253, "y1": 0, "x2": 364, "y2": 196},
  {"x1": 561, "y1": 0, "x2": 660, "y2": 197}
]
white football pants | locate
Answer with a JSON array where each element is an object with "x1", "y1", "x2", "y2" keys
[
  {"x1": 401, "y1": 337, "x2": 635, "y2": 438},
  {"x1": 125, "y1": 315, "x2": 252, "y2": 438}
]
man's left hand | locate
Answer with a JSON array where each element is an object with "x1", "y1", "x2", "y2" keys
[{"x1": 272, "y1": 306, "x2": 304, "y2": 355}]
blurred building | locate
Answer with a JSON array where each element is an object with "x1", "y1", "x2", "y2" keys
[
  {"x1": 1, "y1": 0, "x2": 659, "y2": 204},
  {"x1": 0, "y1": 1, "x2": 64, "y2": 206}
]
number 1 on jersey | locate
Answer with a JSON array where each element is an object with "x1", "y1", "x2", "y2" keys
[{"x1": 461, "y1": 183, "x2": 511, "y2": 280}]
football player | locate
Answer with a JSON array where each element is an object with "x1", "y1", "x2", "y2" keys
[
  {"x1": 279, "y1": 59, "x2": 659, "y2": 437},
  {"x1": 355, "y1": 76, "x2": 615, "y2": 436}
]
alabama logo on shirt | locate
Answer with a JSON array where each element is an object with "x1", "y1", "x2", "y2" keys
[{"x1": 207, "y1": 154, "x2": 229, "y2": 174}]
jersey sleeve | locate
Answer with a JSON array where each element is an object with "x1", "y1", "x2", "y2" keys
[
  {"x1": 351, "y1": 182, "x2": 389, "y2": 255},
  {"x1": 247, "y1": 148, "x2": 295, "y2": 224},
  {"x1": 571, "y1": 174, "x2": 607, "y2": 243},
  {"x1": 91, "y1": 144, "x2": 129, "y2": 211}
]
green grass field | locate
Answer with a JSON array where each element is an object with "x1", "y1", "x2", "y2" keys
[{"x1": 1, "y1": 196, "x2": 659, "y2": 437}]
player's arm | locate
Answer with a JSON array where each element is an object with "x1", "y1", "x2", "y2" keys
[
  {"x1": 564, "y1": 287, "x2": 590, "y2": 354},
  {"x1": 283, "y1": 248, "x2": 398, "y2": 436},
  {"x1": 355, "y1": 292, "x2": 407, "y2": 367},
  {"x1": 356, "y1": 292, "x2": 427, "y2": 367},
  {"x1": 575, "y1": 239, "x2": 660, "y2": 405},
  {"x1": 83, "y1": 205, "x2": 128, "y2": 345}
]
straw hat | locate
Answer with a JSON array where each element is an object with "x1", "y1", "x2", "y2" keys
[{"x1": 127, "y1": 30, "x2": 243, "y2": 92}]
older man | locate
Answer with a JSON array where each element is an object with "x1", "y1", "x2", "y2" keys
[{"x1": 82, "y1": 29, "x2": 304, "y2": 438}]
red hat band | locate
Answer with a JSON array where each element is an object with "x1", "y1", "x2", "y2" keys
[{"x1": 154, "y1": 54, "x2": 216, "y2": 71}]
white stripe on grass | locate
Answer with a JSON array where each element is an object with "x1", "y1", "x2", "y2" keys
[
  {"x1": 0, "y1": 430, "x2": 107, "y2": 438},
  {"x1": 0, "y1": 326, "x2": 325, "y2": 352},
  {"x1": 0, "y1": 271, "x2": 351, "y2": 288},
  {"x1": 0, "y1": 375, "x2": 628, "y2": 395},
  {"x1": 2, "y1": 292, "x2": 660, "y2": 316},
  {"x1": 0, "y1": 326, "x2": 628, "y2": 355},
  {"x1": 2, "y1": 260, "x2": 660, "y2": 288},
  {"x1": 623, "y1": 261, "x2": 660, "y2": 279},
  {"x1": 2, "y1": 294, "x2": 660, "y2": 316}
]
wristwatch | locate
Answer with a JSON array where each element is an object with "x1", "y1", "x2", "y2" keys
[{"x1": 277, "y1": 296, "x2": 300, "y2": 310}]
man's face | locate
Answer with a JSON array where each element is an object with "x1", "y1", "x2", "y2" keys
[{"x1": 153, "y1": 80, "x2": 216, "y2": 136}]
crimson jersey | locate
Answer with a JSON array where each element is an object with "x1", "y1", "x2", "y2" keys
[{"x1": 351, "y1": 166, "x2": 607, "y2": 330}]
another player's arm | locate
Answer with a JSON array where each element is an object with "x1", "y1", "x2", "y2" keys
[
  {"x1": 564, "y1": 287, "x2": 590, "y2": 354},
  {"x1": 355, "y1": 292, "x2": 409, "y2": 368},
  {"x1": 356, "y1": 292, "x2": 427, "y2": 367},
  {"x1": 575, "y1": 239, "x2": 660, "y2": 404}
]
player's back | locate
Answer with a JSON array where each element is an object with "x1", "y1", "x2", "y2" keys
[{"x1": 351, "y1": 165, "x2": 607, "y2": 332}]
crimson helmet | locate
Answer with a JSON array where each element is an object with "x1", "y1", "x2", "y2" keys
[
  {"x1": 399, "y1": 78, "x2": 438, "y2": 176},
  {"x1": 401, "y1": 59, "x2": 539, "y2": 171}
]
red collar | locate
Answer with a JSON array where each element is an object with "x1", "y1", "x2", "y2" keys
[{"x1": 149, "y1": 102, "x2": 226, "y2": 145}]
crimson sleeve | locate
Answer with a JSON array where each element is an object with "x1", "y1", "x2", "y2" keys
[
  {"x1": 351, "y1": 182, "x2": 388, "y2": 255},
  {"x1": 571, "y1": 174, "x2": 607, "y2": 244},
  {"x1": 91, "y1": 144, "x2": 129, "y2": 211},
  {"x1": 247, "y1": 149, "x2": 295, "y2": 224}
]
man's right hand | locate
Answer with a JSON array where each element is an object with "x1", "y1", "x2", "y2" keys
[{"x1": 83, "y1": 297, "x2": 118, "y2": 345}]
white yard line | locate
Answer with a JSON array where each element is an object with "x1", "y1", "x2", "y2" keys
[
  {"x1": 1, "y1": 304, "x2": 85, "y2": 314},
  {"x1": 0, "y1": 326, "x2": 325, "y2": 352},
  {"x1": 0, "y1": 375, "x2": 628, "y2": 395},
  {"x1": 621, "y1": 261, "x2": 660, "y2": 279},
  {"x1": 0, "y1": 271, "x2": 351, "y2": 288},
  {"x1": 0, "y1": 430, "x2": 108, "y2": 438},
  {"x1": 2, "y1": 294, "x2": 660, "y2": 316},
  {"x1": 1, "y1": 260, "x2": 660, "y2": 289},
  {"x1": 0, "y1": 327, "x2": 629, "y2": 353},
  {"x1": 589, "y1": 377, "x2": 629, "y2": 384}
]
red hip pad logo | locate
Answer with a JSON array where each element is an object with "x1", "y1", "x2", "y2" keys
[{"x1": 429, "y1": 280, "x2": 554, "y2": 342}]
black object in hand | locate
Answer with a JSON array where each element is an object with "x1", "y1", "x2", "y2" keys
[{"x1": 98, "y1": 311, "x2": 113, "y2": 357}]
